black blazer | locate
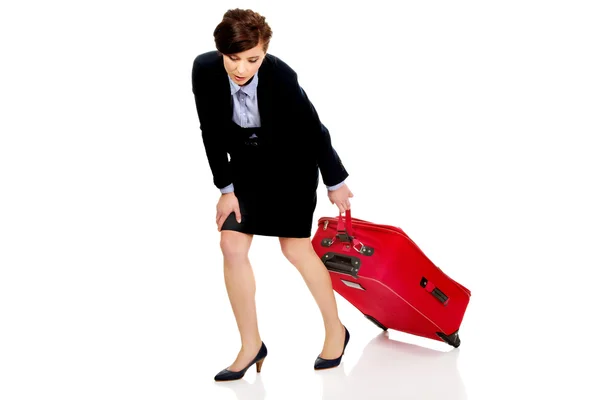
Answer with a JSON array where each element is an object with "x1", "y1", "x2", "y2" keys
[{"x1": 191, "y1": 51, "x2": 349, "y2": 192}]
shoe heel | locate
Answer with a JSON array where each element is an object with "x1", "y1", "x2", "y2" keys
[{"x1": 256, "y1": 358, "x2": 264, "y2": 373}]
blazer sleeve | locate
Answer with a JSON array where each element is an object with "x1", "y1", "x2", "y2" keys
[
  {"x1": 192, "y1": 60, "x2": 232, "y2": 190},
  {"x1": 289, "y1": 75, "x2": 349, "y2": 187}
]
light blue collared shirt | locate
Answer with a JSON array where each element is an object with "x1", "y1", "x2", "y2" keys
[
  {"x1": 220, "y1": 73, "x2": 345, "y2": 194},
  {"x1": 229, "y1": 72, "x2": 261, "y2": 128}
]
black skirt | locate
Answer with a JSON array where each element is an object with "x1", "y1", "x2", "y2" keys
[{"x1": 220, "y1": 122, "x2": 318, "y2": 238}]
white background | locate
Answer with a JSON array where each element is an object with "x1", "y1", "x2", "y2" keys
[{"x1": 1, "y1": 0, "x2": 599, "y2": 399}]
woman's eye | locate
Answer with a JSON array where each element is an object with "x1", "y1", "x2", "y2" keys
[{"x1": 249, "y1": 59, "x2": 258, "y2": 63}]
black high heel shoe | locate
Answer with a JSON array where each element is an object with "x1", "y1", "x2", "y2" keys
[
  {"x1": 214, "y1": 342, "x2": 268, "y2": 381},
  {"x1": 314, "y1": 325, "x2": 350, "y2": 370}
]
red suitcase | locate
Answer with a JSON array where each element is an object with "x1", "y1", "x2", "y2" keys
[{"x1": 311, "y1": 210, "x2": 471, "y2": 347}]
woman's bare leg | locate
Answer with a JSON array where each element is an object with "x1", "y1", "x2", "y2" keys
[
  {"x1": 220, "y1": 230, "x2": 263, "y2": 371},
  {"x1": 279, "y1": 237, "x2": 346, "y2": 359}
]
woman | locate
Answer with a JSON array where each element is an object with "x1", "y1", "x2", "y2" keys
[{"x1": 192, "y1": 8, "x2": 354, "y2": 381}]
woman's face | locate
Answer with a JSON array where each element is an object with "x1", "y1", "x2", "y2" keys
[{"x1": 222, "y1": 42, "x2": 266, "y2": 86}]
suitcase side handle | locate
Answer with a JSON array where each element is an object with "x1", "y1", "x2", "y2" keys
[
  {"x1": 420, "y1": 277, "x2": 449, "y2": 306},
  {"x1": 321, "y1": 252, "x2": 361, "y2": 277}
]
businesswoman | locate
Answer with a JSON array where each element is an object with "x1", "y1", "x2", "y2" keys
[{"x1": 192, "y1": 9, "x2": 353, "y2": 381}]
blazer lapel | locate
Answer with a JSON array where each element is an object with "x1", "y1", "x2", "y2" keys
[
  {"x1": 257, "y1": 61, "x2": 274, "y2": 138},
  {"x1": 216, "y1": 68, "x2": 233, "y2": 124}
]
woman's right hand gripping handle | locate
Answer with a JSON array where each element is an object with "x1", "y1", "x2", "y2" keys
[{"x1": 216, "y1": 192, "x2": 242, "y2": 231}]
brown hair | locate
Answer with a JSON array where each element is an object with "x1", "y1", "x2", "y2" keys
[{"x1": 213, "y1": 9, "x2": 273, "y2": 54}]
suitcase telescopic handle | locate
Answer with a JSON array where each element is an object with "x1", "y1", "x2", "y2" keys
[{"x1": 321, "y1": 252, "x2": 361, "y2": 277}]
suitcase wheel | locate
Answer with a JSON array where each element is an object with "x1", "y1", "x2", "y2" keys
[
  {"x1": 364, "y1": 314, "x2": 388, "y2": 331},
  {"x1": 436, "y1": 330, "x2": 461, "y2": 348}
]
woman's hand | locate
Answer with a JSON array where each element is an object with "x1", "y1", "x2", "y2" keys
[
  {"x1": 216, "y1": 192, "x2": 241, "y2": 231},
  {"x1": 327, "y1": 183, "x2": 354, "y2": 213}
]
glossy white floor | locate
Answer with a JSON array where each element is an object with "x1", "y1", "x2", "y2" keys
[{"x1": 1, "y1": 1, "x2": 598, "y2": 399}]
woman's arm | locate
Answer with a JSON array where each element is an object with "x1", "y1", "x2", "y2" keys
[
  {"x1": 192, "y1": 58, "x2": 233, "y2": 191},
  {"x1": 290, "y1": 77, "x2": 349, "y2": 187}
]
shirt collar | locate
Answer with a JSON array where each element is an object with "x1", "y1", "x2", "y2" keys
[{"x1": 228, "y1": 73, "x2": 259, "y2": 98}]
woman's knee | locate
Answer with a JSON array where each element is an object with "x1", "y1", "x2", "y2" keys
[
  {"x1": 220, "y1": 231, "x2": 252, "y2": 261},
  {"x1": 279, "y1": 238, "x2": 311, "y2": 265}
]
